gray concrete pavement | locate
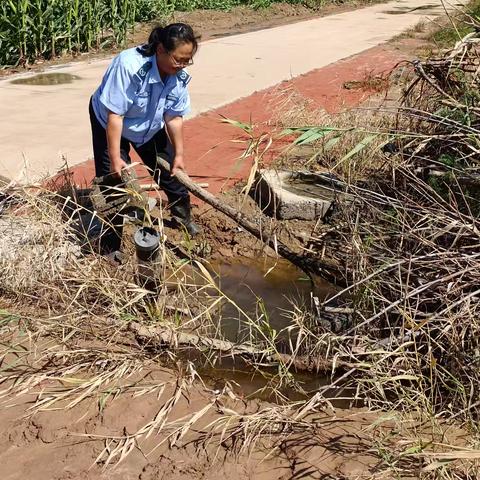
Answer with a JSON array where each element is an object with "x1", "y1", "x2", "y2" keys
[{"x1": 0, "y1": 0, "x2": 463, "y2": 181}]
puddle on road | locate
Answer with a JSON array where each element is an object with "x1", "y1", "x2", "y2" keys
[
  {"x1": 411, "y1": 4, "x2": 440, "y2": 10},
  {"x1": 383, "y1": 4, "x2": 438, "y2": 14},
  {"x1": 11, "y1": 73, "x2": 80, "y2": 85}
]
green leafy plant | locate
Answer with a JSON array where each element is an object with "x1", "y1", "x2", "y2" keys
[{"x1": 0, "y1": 0, "x2": 135, "y2": 67}]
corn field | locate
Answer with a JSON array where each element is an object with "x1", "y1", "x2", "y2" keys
[
  {"x1": 0, "y1": 0, "x2": 262, "y2": 67},
  {"x1": 0, "y1": 0, "x2": 360, "y2": 68},
  {"x1": 0, "y1": 0, "x2": 145, "y2": 67}
]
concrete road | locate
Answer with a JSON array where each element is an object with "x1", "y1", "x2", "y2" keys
[{"x1": 0, "y1": 0, "x2": 463, "y2": 181}]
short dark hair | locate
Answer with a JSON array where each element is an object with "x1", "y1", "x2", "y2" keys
[{"x1": 138, "y1": 23, "x2": 200, "y2": 57}]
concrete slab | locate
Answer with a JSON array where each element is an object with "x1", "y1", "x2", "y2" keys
[
  {"x1": 253, "y1": 169, "x2": 345, "y2": 220},
  {"x1": 0, "y1": 0, "x2": 465, "y2": 181}
]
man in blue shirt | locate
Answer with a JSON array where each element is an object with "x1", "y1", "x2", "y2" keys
[{"x1": 89, "y1": 23, "x2": 200, "y2": 254}]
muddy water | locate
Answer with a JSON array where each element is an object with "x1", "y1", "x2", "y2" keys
[
  {"x1": 283, "y1": 171, "x2": 340, "y2": 201},
  {"x1": 383, "y1": 3, "x2": 439, "y2": 14},
  {"x1": 206, "y1": 258, "x2": 351, "y2": 406},
  {"x1": 10, "y1": 73, "x2": 80, "y2": 85},
  {"x1": 200, "y1": 360, "x2": 352, "y2": 403},
  {"x1": 212, "y1": 257, "x2": 336, "y2": 343},
  {"x1": 165, "y1": 256, "x2": 348, "y2": 401},
  {"x1": 206, "y1": 258, "x2": 353, "y2": 401}
]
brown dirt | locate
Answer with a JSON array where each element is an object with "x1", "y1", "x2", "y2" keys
[
  {"x1": 147, "y1": 1, "x2": 376, "y2": 43},
  {"x1": 0, "y1": 179, "x2": 380, "y2": 479},
  {"x1": 184, "y1": 186, "x2": 310, "y2": 261},
  {"x1": 0, "y1": 353, "x2": 383, "y2": 480},
  {"x1": 0, "y1": 165, "x2": 416, "y2": 479}
]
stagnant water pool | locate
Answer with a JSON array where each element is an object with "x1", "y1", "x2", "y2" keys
[
  {"x1": 10, "y1": 72, "x2": 80, "y2": 85},
  {"x1": 197, "y1": 257, "x2": 355, "y2": 403},
  {"x1": 211, "y1": 256, "x2": 336, "y2": 342}
]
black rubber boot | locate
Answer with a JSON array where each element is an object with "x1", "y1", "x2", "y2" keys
[{"x1": 170, "y1": 196, "x2": 201, "y2": 237}]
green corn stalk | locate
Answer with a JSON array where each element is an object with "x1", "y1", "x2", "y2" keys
[
  {"x1": 1, "y1": 0, "x2": 234, "y2": 67},
  {"x1": 5, "y1": 1, "x2": 78, "y2": 65}
]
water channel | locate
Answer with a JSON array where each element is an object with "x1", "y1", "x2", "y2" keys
[
  {"x1": 195, "y1": 257, "x2": 352, "y2": 402},
  {"x1": 212, "y1": 257, "x2": 335, "y2": 342}
]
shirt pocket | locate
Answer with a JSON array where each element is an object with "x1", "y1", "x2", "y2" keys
[{"x1": 127, "y1": 92, "x2": 149, "y2": 118}]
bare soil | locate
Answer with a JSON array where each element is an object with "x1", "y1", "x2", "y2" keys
[
  {"x1": 150, "y1": 1, "x2": 376, "y2": 43},
  {"x1": 0, "y1": 115, "x2": 381, "y2": 480},
  {"x1": 0, "y1": 365, "x2": 381, "y2": 480},
  {"x1": 0, "y1": 163, "x2": 387, "y2": 480}
]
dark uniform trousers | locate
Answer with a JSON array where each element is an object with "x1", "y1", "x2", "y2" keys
[{"x1": 89, "y1": 98, "x2": 188, "y2": 252}]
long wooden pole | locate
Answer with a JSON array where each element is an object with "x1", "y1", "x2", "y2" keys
[{"x1": 130, "y1": 321, "x2": 358, "y2": 372}]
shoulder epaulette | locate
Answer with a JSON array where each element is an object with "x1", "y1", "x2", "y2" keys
[
  {"x1": 176, "y1": 70, "x2": 191, "y2": 87},
  {"x1": 136, "y1": 61, "x2": 153, "y2": 80}
]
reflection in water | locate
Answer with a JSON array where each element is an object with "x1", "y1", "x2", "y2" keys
[
  {"x1": 199, "y1": 356, "x2": 355, "y2": 406},
  {"x1": 11, "y1": 73, "x2": 81, "y2": 85},
  {"x1": 383, "y1": 4, "x2": 439, "y2": 14}
]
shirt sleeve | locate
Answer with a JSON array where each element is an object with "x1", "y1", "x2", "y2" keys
[
  {"x1": 98, "y1": 55, "x2": 135, "y2": 116},
  {"x1": 165, "y1": 88, "x2": 191, "y2": 117}
]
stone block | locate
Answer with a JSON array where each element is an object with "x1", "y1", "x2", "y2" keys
[{"x1": 252, "y1": 169, "x2": 344, "y2": 220}]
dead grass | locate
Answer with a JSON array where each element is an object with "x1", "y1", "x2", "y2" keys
[{"x1": 208, "y1": 11, "x2": 480, "y2": 477}]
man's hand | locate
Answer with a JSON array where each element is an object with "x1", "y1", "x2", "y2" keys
[{"x1": 171, "y1": 155, "x2": 185, "y2": 177}]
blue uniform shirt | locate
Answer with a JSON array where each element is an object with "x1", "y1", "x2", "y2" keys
[{"x1": 92, "y1": 47, "x2": 191, "y2": 145}]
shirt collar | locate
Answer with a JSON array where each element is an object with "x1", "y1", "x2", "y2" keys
[{"x1": 148, "y1": 55, "x2": 162, "y2": 84}]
